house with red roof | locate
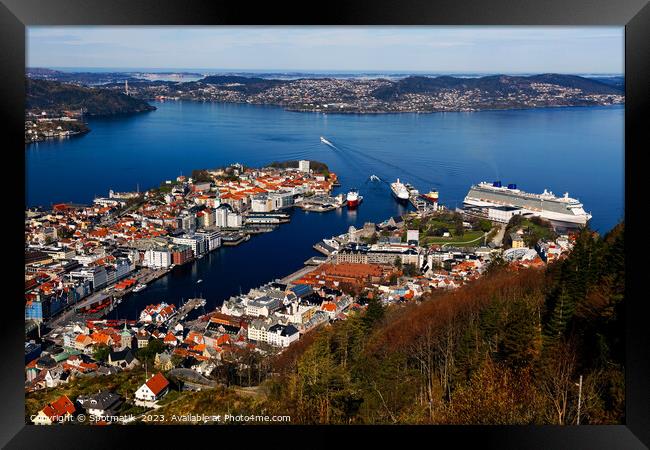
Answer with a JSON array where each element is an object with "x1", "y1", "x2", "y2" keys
[
  {"x1": 163, "y1": 332, "x2": 179, "y2": 346},
  {"x1": 134, "y1": 373, "x2": 170, "y2": 406},
  {"x1": 73, "y1": 334, "x2": 94, "y2": 353},
  {"x1": 32, "y1": 395, "x2": 77, "y2": 425}
]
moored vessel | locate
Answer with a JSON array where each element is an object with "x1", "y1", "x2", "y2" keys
[
  {"x1": 463, "y1": 181, "x2": 591, "y2": 227},
  {"x1": 346, "y1": 189, "x2": 363, "y2": 208},
  {"x1": 390, "y1": 178, "x2": 410, "y2": 202},
  {"x1": 420, "y1": 189, "x2": 439, "y2": 203}
]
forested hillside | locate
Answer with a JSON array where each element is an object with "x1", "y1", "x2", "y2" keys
[
  {"x1": 26, "y1": 78, "x2": 156, "y2": 116},
  {"x1": 258, "y1": 224, "x2": 625, "y2": 424}
]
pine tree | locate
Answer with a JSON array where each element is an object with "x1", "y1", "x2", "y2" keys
[
  {"x1": 544, "y1": 287, "x2": 575, "y2": 345},
  {"x1": 499, "y1": 297, "x2": 538, "y2": 369},
  {"x1": 362, "y1": 297, "x2": 385, "y2": 330}
]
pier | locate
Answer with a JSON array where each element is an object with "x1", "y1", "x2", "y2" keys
[
  {"x1": 221, "y1": 232, "x2": 250, "y2": 246},
  {"x1": 304, "y1": 256, "x2": 328, "y2": 265},
  {"x1": 168, "y1": 298, "x2": 206, "y2": 327},
  {"x1": 313, "y1": 240, "x2": 336, "y2": 255},
  {"x1": 405, "y1": 185, "x2": 439, "y2": 213},
  {"x1": 245, "y1": 212, "x2": 291, "y2": 223},
  {"x1": 244, "y1": 224, "x2": 277, "y2": 234}
]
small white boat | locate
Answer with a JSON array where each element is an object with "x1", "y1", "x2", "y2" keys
[
  {"x1": 320, "y1": 136, "x2": 335, "y2": 148},
  {"x1": 197, "y1": 279, "x2": 203, "y2": 284},
  {"x1": 132, "y1": 283, "x2": 147, "y2": 292}
]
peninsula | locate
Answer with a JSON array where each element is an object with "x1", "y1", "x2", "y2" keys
[
  {"x1": 25, "y1": 78, "x2": 157, "y2": 145},
  {"x1": 26, "y1": 78, "x2": 156, "y2": 116}
]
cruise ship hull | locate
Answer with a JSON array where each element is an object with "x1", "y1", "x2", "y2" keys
[{"x1": 463, "y1": 197, "x2": 591, "y2": 226}]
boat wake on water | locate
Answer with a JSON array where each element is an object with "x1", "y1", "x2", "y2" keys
[
  {"x1": 320, "y1": 136, "x2": 338, "y2": 150},
  {"x1": 331, "y1": 138, "x2": 434, "y2": 187}
]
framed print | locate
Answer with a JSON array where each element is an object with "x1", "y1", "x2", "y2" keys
[{"x1": 1, "y1": 0, "x2": 648, "y2": 448}]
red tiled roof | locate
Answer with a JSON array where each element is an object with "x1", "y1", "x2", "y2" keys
[
  {"x1": 163, "y1": 332, "x2": 177, "y2": 343},
  {"x1": 41, "y1": 395, "x2": 76, "y2": 419},
  {"x1": 145, "y1": 372, "x2": 169, "y2": 396},
  {"x1": 216, "y1": 334, "x2": 230, "y2": 346}
]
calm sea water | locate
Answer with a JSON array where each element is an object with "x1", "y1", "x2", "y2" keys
[{"x1": 25, "y1": 101, "x2": 624, "y2": 317}]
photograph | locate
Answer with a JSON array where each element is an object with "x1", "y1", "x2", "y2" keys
[{"x1": 23, "y1": 25, "x2": 627, "y2": 427}]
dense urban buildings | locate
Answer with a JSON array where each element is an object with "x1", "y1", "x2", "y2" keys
[{"x1": 26, "y1": 160, "x2": 584, "y2": 425}]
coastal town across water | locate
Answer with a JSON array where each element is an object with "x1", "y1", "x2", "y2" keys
[{"x1": 25, "y1": 159, "x2": 584, "y2": 424}]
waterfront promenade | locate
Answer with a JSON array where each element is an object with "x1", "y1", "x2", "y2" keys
[{"x1": 279, "y1": 263, "x2": 324, "y2": 285}]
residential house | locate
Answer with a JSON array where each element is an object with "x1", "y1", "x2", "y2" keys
[
  {"x1": 77, "y1": 391, "x2": 123, "y2": 417},
  {"x1": 73, "y1": 334, "x2": 94, "y2": 354},
  {"x1": 134, "y1": 373, "x2": 170, "y2": 406},
  {"x1": 43, "y1": 367, "x2": 69, "y2": 388},
  {"x1": 32, "y1": 395, "x2": 76, "y2": 425}
]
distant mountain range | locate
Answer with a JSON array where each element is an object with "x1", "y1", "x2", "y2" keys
[
  {"x1": 369, "y1": 74, "x2": 623, "y2": 101},
  {"x1": 25, "y1": 71, "x2": 624, "y2": 115},
  {"x1": 26, "y1": 78, "x2": 156, "y2": 116},
  {"x1": 186, "y1": 73, "x2": 624, "y2": 112}
]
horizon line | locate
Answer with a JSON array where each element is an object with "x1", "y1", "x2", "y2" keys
[{"x1": 27, "y1": 66, "x2": 624, "y2": 76}]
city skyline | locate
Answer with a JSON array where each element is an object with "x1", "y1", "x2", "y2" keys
[{"x1": 27, "y1": 26, "x2": 624, "y2": 74}]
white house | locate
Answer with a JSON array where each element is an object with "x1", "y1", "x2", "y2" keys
[{"x1": 134, "y1": 373, "x2": 170, "y2": 406}]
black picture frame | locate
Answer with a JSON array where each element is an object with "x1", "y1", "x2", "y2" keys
[{"x1": 2, "y1": 0, "x2": 648, "y2": 447}]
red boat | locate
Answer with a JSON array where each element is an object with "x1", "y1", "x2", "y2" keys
[{"x1": 346, "y1": 189, "x2": 363, "y2": 208}]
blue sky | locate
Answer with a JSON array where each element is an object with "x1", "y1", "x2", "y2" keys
[{"x1": 27, "y1": 26, "x2": 624, "y2": 74}]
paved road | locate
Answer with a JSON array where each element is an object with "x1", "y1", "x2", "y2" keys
[
  {"x1": 46, "y1": 292, "x2": 111, "y2": 330},
  {"x1": 168, "y1": 368, "x2": 218, "y2": 387},
  {"x1": 441, "y1": 232, "x2": 488, "y2": 249},
  {"x1": 491, "y1": 223, "x2": 507, "y2": 247},
  {"x1": 279, "y1": 263, "x2": 322, "y2": 285}
]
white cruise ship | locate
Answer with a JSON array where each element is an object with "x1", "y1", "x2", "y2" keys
[
  {"x1": 390, "y1": 178, "x2": 410, "y2": 202},
  {"x1": 464, "y1": 181, "x2": 591, "y2": 226}
]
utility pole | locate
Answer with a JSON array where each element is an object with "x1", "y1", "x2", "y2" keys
[{"x1": 576, "y1": 374, "x2": 583, "y2": 425}]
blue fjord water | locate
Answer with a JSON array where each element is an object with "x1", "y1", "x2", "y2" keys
[{"x1": 25, "y1": 101, "x2": 624, "y2": 317}]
